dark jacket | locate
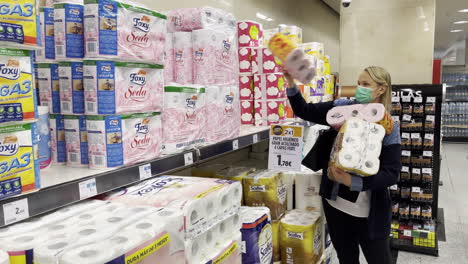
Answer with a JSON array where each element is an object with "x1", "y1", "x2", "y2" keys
[{"x1": 288, "y1": 88, "x2": 402, "y2": 240}]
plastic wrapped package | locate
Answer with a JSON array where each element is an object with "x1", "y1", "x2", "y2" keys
[{"x1": 0, "y1": 0, "x2": 40, "y2": 48}]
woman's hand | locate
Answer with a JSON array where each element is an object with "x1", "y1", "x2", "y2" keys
[
  {"x1": 283, "y1": 69, "x2": 295, "y2": 88},
  {"x1": 328, "y1": 166, "x2": 352, "y2": 187}
]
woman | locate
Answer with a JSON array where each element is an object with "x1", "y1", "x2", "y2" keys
[{"x1": 285, "y1": 66, "x2": 401, "y2": 264}]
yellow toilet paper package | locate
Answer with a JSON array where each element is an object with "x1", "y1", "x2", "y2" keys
[
  {"x1": 0, "y1": 0, "x2": 40, "y2": 47},
  {"x1": 243, "y1": 170, "x2": 287, "y2": 220},
  {"x1": 279, "y1": 210, "x2": 323, "y2": 264},
  {"x1": 272, "y1": 219, "x2": 281, "y2": 262},
  {"x1": 0, "y1": 48, "x2": 36, "y2": 124},
  {"x1": 0, "y1": 123, "x2": 36, "y2": 200}
]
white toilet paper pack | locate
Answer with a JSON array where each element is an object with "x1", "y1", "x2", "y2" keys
[
  {"x1": 240, "y1": 206, "x2": 273, "y2": 264},
  {"x1": 59, "y1": 61, "x2": 84, "y2": 114},
  {"x1": 0, "y1": 250, "x2": 7, "y2": 264},
  {"x1": 295, "y1": 166, "x2": 322, "y2": 211},
  {"x1": 50, "y1": 114, "x2": 66, "y2": 164},
  {"x1": 164, "y1": 32, "x2": 174, "y2": 83},
  {"x1": 162, "y1": 86, "x2": 206, "y2": 155},
  {"x1": 167, "y1": 7, "x2": 236, "y2": 32},
  {"x1": 84, "y1": 0, "x2": 167, "y2": 64},
  {"x1": 173, "y1": 32, "x2": 193, "y2": 85},
  {"x1": 54, "y1": 3, "x2": 84, "y2": 59},
  {"x1": 37, "y1": 7, "x2": 56, "y2": 61},
  {"x1": 37, "y1": 63, "x2": 61, "y2": 114},
  {"x1": 64, "y1": 115, "x2": 88, "y2": 167},
  {"x1": 86, "y1": 112, "x2": 162, "y2": 168},
  {"x1": 83, "y1": 60, "x2": 164, "y2": 115}
]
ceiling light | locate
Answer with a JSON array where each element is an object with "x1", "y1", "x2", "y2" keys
[
  {"x1": 266, "y1": 18, "x2": 274, "y2": 22},
  {"x1": 450, "y1": 29, "x2": 464, "y2": 32},
  {"x1": 256, "y1": 12, "x2": 268, "y2": 20},
  {"x1": 458, "y1": 9, "x2": 468, "y2": 13},
  {"x1": 454, "y1": 21, "x2": 468, "y2": 24}
]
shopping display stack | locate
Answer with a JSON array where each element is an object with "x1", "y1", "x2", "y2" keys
[{"x1": 441, "y1": 73, "x2": 468, "y2": 141}]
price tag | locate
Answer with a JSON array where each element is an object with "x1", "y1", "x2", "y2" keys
[
  {"x1": 402, "y1": 150, "x2": 411, "y2": 156},
  {"x1": 184, "y1": 152, "x2": 194, "y2": 166},
  {"x1": 423, "y1": 151, "x2": 433, "y2": 157},
  {"x1": 402, "y1": 133, "x2": 410, "y2": 139},
  {"x1": 139, "y1": 164, "x2": 152, "y2": 180},
  {"x1": 79, "y1": 179, "x2": 97, "y2": 199},
  {"x1": 426, "y1": 115, "x2": 435, "y2": 122},
  {"x1": 403, "y1": 230, "x2": 412, "y2": 237},
  {"x1": 392, "y1": 97, "x2": 400, "y2": 103},
  {"x1": 232, "y1": 139, "x2": 239, "y2": 150},
  {"x1": 3, "y1": 198, "x2": 29, "y2": 225},
  {"x1": 268, "y1": 125, "x2": 304, "y2": 172},
  {"x1": 425, "y1": 134, "x2": 434, "y2": 140},
  {"x1": 422, "y1": 168, "x2": 432, "y2": 174},
  {"x1": 411, "y1": 133, "x2": 420, "y2": 139},
  {"x1": 412, "y1": 168, "x2": 421, "y2": 174},
  {"x1": 403, "y1": 114, "x2": 412, "y2": 121},
  {"x1": 412, "y1": 187, "x2": 421, "y2": 193},
  {"x1": 390, "y1": 185, "x2": 398, "y2": 190},
  {"x1": 253, "y1": 134, "x2": 259, "y2": 144},
  {"x1": 402, "y1": 166, "x2": 409, "y2": 172},
  {"x1": 392, "y1": 116, "x2": 400, "y2": 122},
  {"x1": 414, "y1": 97, "x2": 423, "y2": 103},
  {"x1": 427, "y1": 97, "x2": 436, "y2": 103},
  {"x1": 402, "y1": 96, "x2": 411, "y2": 102}
]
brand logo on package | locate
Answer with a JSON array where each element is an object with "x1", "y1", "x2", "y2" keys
[
  {"x1": 194, "y1": 48, "x2": 204, "y2": 62},
  {"x1": 133, "y1": 15, "x2": 151, "y2": 32},
  {"x1": 185, "y1": 96, "x2": 198, "y2": 124},
  {"x1": 133, "y1": 177, "x2": 184, "y2": 196},
  {"x1": 103, "y1": 4, "x2": 114, "y2": 12},
  {"x1": 287, "y1": 232, "x2": 304, "y2": 240},
  {"x1": 109, "y1": 119, "x2": 119, "y2": 126},
  {"x1": 101, "y1": 65, "x2": 112, "y2": 72},
  {"x1": 222, "y1": 40, "x2": 232, "y2": 60},
  {"x1": 76, "y1": 66, "x2": 83, "y2": 73},
  {"x1": 131, "y1": 118, "x2": 151, "y2": 149},
  {"x1": 0, "y1": 60, "x2": 20, "y2": 80},
  {"x1": 224, "y1": 92, "x2": 234, "y2": 116},
  {"x1": 69, "y1": 8, "x2": 81, "y2": 16},
  {"x1": 48, "y1": 11, "x2": 54, "y2": 18},
  {"x1": 171, "y1": 16, "x2": 181, "y2": 27},
  {"x1": 0, "y1": 136, "x2": 19, "y2": 156},
  {"x1": 175, "y1": 50, "x2": 184, "y2": 62},
  {"x1": 250, "y1": 185, "x2": 266, "y2": 192},
  {"x1": 392, "y1": 89, "x2": 422, "y2": 98},
  {"x1": 130, "y1": 69, "x2": 147, "y2": 85}
]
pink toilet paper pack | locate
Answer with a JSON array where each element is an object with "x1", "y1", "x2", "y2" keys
[
  {"x1": 254, "y1": 73, "x2": 287, "y2": 100},
  {"x1": 239, "y1": 75, "x2": 254, "y2": 100},
  {"x1": 64, "y1": 115, "x2": 88, "y2": 167},
  {"x1": 162, "y1": 86, "x2": 206, "y2": 155},
  {"x1": 173, "y1": 32, "x2": 193, "y2": 84},
  {"x1": 254, "y1": 99, "x2": 286, "y2": 126},
  {"x1": 238, "y1": 47, "x2": 254, "y2": 73},
  {"x1": 164, "y1": 32, "x2": 175, "y2": 84},
  {"x1": 167, "y1": 7, "x2": 236, "y2": 32},
  {"x1": 84, "y1": 0, "x2": 167, "y2": 64},
  {"x1": 83, "y1": 60, "x2": 163, "y2": 115},
  {"x1": 86, "y1": 112, "x2": 162, "y2": 169},
  {"x1": 252, "y1": 47, "x2": 283, "y2": 74},
  {"x1": 237, "y1": 21, "x2": 263, "y2": 48},
  {"x1": 59, "y1": 61, "x2": 85, "y2": 114},
  {"x1": 240, "y1": 100, "x2": 254, "y2": 125}
]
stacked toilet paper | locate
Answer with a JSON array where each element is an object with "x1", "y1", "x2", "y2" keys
[
  {"x1": 252, "y1": 48, "x2": 283, "y2": 74},
  {"x1": 37, "y1": 62, "x2": 61, "y2": 114},
  {"x1": 58, "y1": 61, "x2": 84, "y2": 114},
  {"x1": 253, "y1": 72, "x2": 287, "y2": 126},
  {"x1": 279, "y1": 210, "x2": 322, "y2": 264},
  {"x1": 167, "y1": 7, "x2": 236, "y2": 33},
  {"x1": 37, "y1": 7, "x2": 56, "y2": 61},
  {"x1": 278, "y1": 25, "x2": 303, "y2": 44},
  {"x1": 237, "y1": 21, "x2": 263, "y2": 48},
  {"x1": 162, "y1": 86, "x2": 206, "y2": 155},
  {"x1": 86, "y1": 112, "x2": 162, "y2": 169},
  {"x1": 240, "y1": 207, "x2": 273, "y2": 264},
  {"x1": 329, "y1": 118, "x2": 386, "y2": 176},
  {"x1": 240, "y1": 99, "x2": 255, "y2": 125},
  {"x1": 165, "y1": 33, "x2": 175, "y2": 83},
  {"x1": 173, "y1": 32, "x2": 194, "y2": 85},
  {"x1": 84, "y1": 0, "x2": 167, "y2": 64},
  {"x1": 254, "y1": 98, "x2": 287, "y2": 126},
  {"x1": 192, "y1": 163, "x2": 230, "y2": 178},
  {"x1": 295, "y1": 166, "x2": 322, "y2": 211},
  {"x1": 64, "y1": 115, "x2": 88, "y2": 167},
  {"x1": 50, "y1": 114, "x2": 67, "y2": 164},
  {"x1": 326, "y1": 103, "x2": 394, "y2": 134},
  {"x1": 216, "y1": 166, "x2": 256, "y2": 182},
  {"x1": 243, "y1": 170, "x2": 287, "y2": 220}
]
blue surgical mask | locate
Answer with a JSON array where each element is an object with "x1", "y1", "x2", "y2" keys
[{"x1": 355, "y1": 85, "x2": 375, "y2": 104}]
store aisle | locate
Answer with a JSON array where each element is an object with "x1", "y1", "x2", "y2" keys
[{"x1": 396, "y1": 143, "x2": 468, "y2": 264}]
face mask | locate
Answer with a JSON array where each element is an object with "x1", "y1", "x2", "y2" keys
[{"x1": 355, "y1": 85, "x2": 375, "y2": 104}]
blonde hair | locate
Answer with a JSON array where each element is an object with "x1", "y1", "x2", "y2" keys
[{"x1": 364, "y1": 66, "x2": 392, "y2": 112}]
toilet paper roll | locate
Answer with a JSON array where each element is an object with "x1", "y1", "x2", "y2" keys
[
  {"x1": 185, "y1": 234, "x2": 207, "y2": 264},
  {"x1": 58, "y1": 241, "x2": 118, "y2": 264},
  {"x1": 169, "y1": 198, "x2": 208, "y2": 235},
  {"x1": 361, "y1": 103, "x2": 394, "y2": 134},
  {"x1": 337, "y1": 149, "x2": 360, "y2": 170},
  {"x1": 238, "y1": 47, "x2": 254, "y2": 73},
  {"x1": 239, "y1": 75, "x2": 254, "y2": 100},
  {"x1": 64, "y1": 115, "x2": 88, "y2": 167},
  {"x1": 268, "y1": 33, "x2": 298, "y2": 62},
  {"x1": 54, "y1": 3, "x2": 84, "y2": 59},
  {"x1": 192, "y1": 29, "x2": 223, "y2": 85},
  {"x1": 237, "y1": 21, "x2": 263, "y2": 48},
  {"x1": 368, "y1": 123, "x2": 386, "y2": 140},
  {"x1": 41, "y1": 200, "x2": 106, "y2": 223},
  {"x1": 227, "y1": 213, "x2": 243, "y2": 236},
  {"x1": 34, "y1": 237, "x2": 74, "y2": 264},
  {"x1": 173, "y1": 32, "x2": 194, "y2": 84},
  {"x1": 366, "y1": 140, "x2": 383, "y2": 156},
  {"x1": 241, "y1": 100, "x2": 254, "y2": 124},
  {"x1": 215, "y1": 185, "x2": 232, "y2": 215},
  {"x1": 326, "y1": 105, "x2": 363, "y2": 130},
  {"x1": 227, "y1": 181, "x2": 243, "y2": 209},
  {"x1": 285, "y1": 48, "x2": 304, "y2": 67},
  {"x1": 214, "y1": 220, "x2": 229, "y2": 246},
  {"x1": 295, "y1": 166, "x2": 322, "y2": 211},
  {"x1": 204, "y1": 229, "x2": 217, "y2": 250},
  {"x1": 296, "y1": 66, "x2": 316, "y2": 85},
  {"x1": 344, "y1": 118, "x2": 366, "y2": 136},
  {"x1": 360, "y1": 158, "x2": 380, "y2": 176},
  {"x1": 0, "y1": 232, "x2": 45, "y2": 255},
  {"x1": 0, "y1": 250, "x2": 7, "y2": 264}
]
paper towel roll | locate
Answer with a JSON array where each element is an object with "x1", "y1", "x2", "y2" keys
[
  {"x1": 0, "y1": 250, "x2": 7, "y2": 264},
  {"x1": 295, "y1": 167, "x2": 322, "y2": 212},
  {"x1": 360, "y1": 158, "x2": 380, "y2": 176},
  {"x1": 173, "y1": 32, "x2": 194, "y2": 84},
  {"x1": 337, "y1": 149, "x2": 360, "y2": 170}
]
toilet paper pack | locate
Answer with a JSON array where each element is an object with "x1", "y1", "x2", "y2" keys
[
  {"x1": 279, "y1": 210, "x2": 322, "y2": 264},
  {"x1": 64, "y1": 115, "x2": 88, "y2": 167},
  {"x1": 262, "y1": 28, "x2": 279, "y2": 47},
  {"x1": 240, "y1": 100, "x2": 254, "y2": 125},
  {"x1": 173, "y1": 31, "x2": 193, "y2": 84},
  {"x1": 301, "y1": 42, "x2": 324, "y2": 57},
  {"x1": 84, "y1": 0, "x2": 167, "y2": 64},
  {"x1": 202, "y1": 86, "x2": 240, "y2": 144},
  {"x1": 243, "y1": 170, "x2": 287, "y2": 220},
  {"x1": 0, "y1": 124, "x2": 37, "y2": 199},
  {"x1": 83, "y1": 60, "x2": 164, "y2": 115},
  {"x1": 36, "y1": 106, "x2": 52, "y2": 170},
  {"x1": 50, "y1": 114, "x2": 66, "y2": 164},
  {"x1": 0, "y1": 49, "x2": 36, "y2": 124},
  {"x1": 59, "y1": 61, "x2": 85, "y2": 114},
  {"x1": 216, "y1": 166, "x2": 256, "y2": 182},
  {"x1": 272, "y1": 219, "x2": 280, "y2": 262},
  {"x1": 162, "y1": 86, "x2": 206, "y2": 155},
  {"x1": 254, "y1": 73, "x2": 287, "y2": 100},
  {"x1": 86, "y1": 112, "x2": 161, "y2": 168},
  {"x1": 206, "y1": 237, "x2": 243, "y2": 264},
  {"x1": 167, "y1": 7, "x2": 236, "y2": 33},
  {"x1": 240, "y1": 206, "x2": 273, "y2": 264},
  {"x1": 164, "y1": 32, "x2": 174, "y2": 83},
  {"x1": 254, "y1": 99, "x2": 287, "y2": 126},
  {"x1": 239, "y1": 47, "x2": 254, "y2": 73},
  {"x1": 54, "y1": 3, "x2": 84, "y2": 59},
  {"x1": 278, "y1": 25, "x2": 302, "y2": 44},
  {"x1": 239, "y1": 75, "x2": 254, "y2": 100},
  {"x1": 37, "y1": 7, "x2": 56, "y2": 61},
  {"x1": 329, "y1": 118, "x2": 385, "y2": 177},
  {"x1": 252, "y1": 48, "x2": 282, "y2": 74},
  {"x1": 295, "y1": 166, "x2": 322, "y2": 211},
  {"x1": 0, "y1": 0, "x2": 40, "y2": 48},
  {"x1": 37, "y1": 62, "x2": 61, "y2": 114},
  {"x1": 237, "y1": 21, "x2": 263, "y2": 48}
]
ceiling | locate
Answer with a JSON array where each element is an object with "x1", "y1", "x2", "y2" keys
[{"x1": 321, "y1": 0, "x2": 468, "y2": 57}]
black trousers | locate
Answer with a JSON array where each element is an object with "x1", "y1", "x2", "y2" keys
[{"x1": 323, "y1": 199, "x2": 392, "y2": 264}]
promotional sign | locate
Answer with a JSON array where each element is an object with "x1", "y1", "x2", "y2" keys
[{"x1": 268, "y1": 125, "x2": 304, "y2": 171}]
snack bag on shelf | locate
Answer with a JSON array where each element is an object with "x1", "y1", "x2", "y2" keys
[{"x1": 328, "y1": 118, "x2": 385, "y2": 177}]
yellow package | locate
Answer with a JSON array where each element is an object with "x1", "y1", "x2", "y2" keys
[
  {"x1": 0, "y1": 123, "x2": 36, "y2": 199},
  {"x1": 272, "y1": 219, "x2": 281, "y2": 262},
  {"x1": 191, "y1": 163, "x2": 229, "y2": 178},
  {"x1": 413, "y1": 231, "x2": 436, "y2": 248},
  {"x1": 0, "y1": 48, "x2": 36, "y2": 124},
  {"x1": 280, "y1": 210, "x2": 323, "y2": 264},
  {"x1": 268, "y1": 33, "x2": 297, "y2": 62},
  {"x1": 0, "y1": 0, "x2": 40, "y2": 47},
  {"x1": 323, "y1": 56, "x2": 331, "y2": 75},
  {"x1": 243, "y1": 170, "x2": 287, "y2": 220}
]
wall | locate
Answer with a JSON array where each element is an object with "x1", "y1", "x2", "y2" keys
[
  {"x1": 339, "y1": 0, "x2": 436, "y2": 85},
  {"x1": 138, "y1": 0, "x2": 341, "y2": 71}
]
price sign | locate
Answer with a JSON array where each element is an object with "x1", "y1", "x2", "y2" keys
[
  {"x1": 402, "y1": 133, "x2": 410, "y2": 139},
  {"x1": 3, "y1": 198, "x2": 29, "y2": 225},
  {"x1": 184, "y1": 152, "x2": 194, "y2": 166},
  {"x1": 414, "y1": 97, "x2": 423, "y2": 103},
  {"x1": 390, "y1": 185, "x2": 398, "y2": 190},
  {"x1": 268, "y1": 125, "x2": 304, "y2": 172},
  {"x1": 411, "y1": 133, "x2": 420, "y2": 139},
  {"x1": 392, "y1": 116, "x2": 400, "y2": 122},
  {"x1": 425, "y1": 134, "x2": 434, "y2": 140},
  {"x1": 427, "y1": 97, "x2": 436, "y2": 103},
  {"x1": 402, "y1": 150, "x2": 411, "y2": 156},
  {"x1": 426, "y1": 115, "x2": 435, "y2": 122},
  {"x1": 253, "y1": 134, "x2": 259, "y2": 144},
  {"x1": 402, "y1": 166, "x2": 409, "y2": 172},
  {"x1": 139, "y1": 164, "x2": 152, "y2": 180},
  {"x1": 79, "y1": 178, "x2": 97, "y2": 199},
  {"x1": 232, "y1": 139, "x2": 239, "y2": 150},
  {"x1": 412, "y1": 168, "x2": 421, "y2": 174},
  {"x1": 392, "y1": 97, "x2": 400, "y2": 103},
  {"x1": 422, "y1": 168, "x2": 432, "y2": 174},
  {"x1": 423, "y1": 151, "x2": 433, "y2": 157},
  {"x1": 404, "y1": 230, "x2": 412, "y2": 237},
  {"x1": 403, "y1": 114, "x2": 412, "y2": 121},
  {"x1": 412, "y1": 187, "x2": 421, "y2": 193}
]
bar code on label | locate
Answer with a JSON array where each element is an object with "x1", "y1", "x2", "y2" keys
[
  {"x1": 93, "y1": 156, "x2": 105, "y2": 166},
  {"x1": 86, "y1": 102, "x2": 95, "y2": 113},
  {"x1": 87, "y1": 42, "x2": 97, "y2": 53},
  {"x1": 56, "y1": 46, "x2": 64, "y2": 56}
]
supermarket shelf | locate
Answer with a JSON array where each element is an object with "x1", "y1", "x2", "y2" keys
[
  {"x1": 441, "y1": 124, "x2": 468, "y2": 128},
  {"x1": 442, "y1": 136, "x2": 468, "y2": 142},
  {"x1": 391, "y1": 238, "x2": 438, "y2": 256},
  {"x1": 0, "y1": 126, "x2": 269, "y2": 227},
  {"x1": 445, "y1": 98, "x2": 468, "y2": 102}
]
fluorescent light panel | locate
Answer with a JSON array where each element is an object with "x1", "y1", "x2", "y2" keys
[
  {"x1": 454, "y1": 21, "x2": 468, "y2": 24},
  {"x1": 450, "y1": 29, "x2": 464, "y2": 32}
]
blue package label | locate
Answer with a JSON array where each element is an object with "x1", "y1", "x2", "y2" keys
[
  {"x1": 36, "y1": 113, "x2": 52, "y2": 170},
  {"x1": 97, "y1": 61, "x2": 116, "y2": 114},
  {"x1": 241, "y1": 216, "x2": 273, "y2": 264},
  {"x1": 0, "y1": 103, "x2": 23, "y2": 123},
  {"x1": 30, "y1": 122, "x2": 41, "y2": 188},
  {"x1": 51, "y1": 63, "x2": 61, "y2": 113},
  {"x1": 0, "y1": 177, "x2": 22, "y2": 199},
  {"x1": 105, "y1": 115, "x2": 123, "y2": 167},
  {"x1": 79, "y1": 116, "x2": 88, "y2": 165},
  {"x1": 44, "y1": 8, "x2": 56, "y2": 60},
  {"x1": 0, "y1": 22, "x2": 25, "y2": 44},
  {"x1": 98, "y1": 0, "x2": 118, "y2": 56},
  {"x1": 65, "y1": 4, "x2": 84, "y2": 58},
  {"x1": 71, "y1": 62, "x2": 84, "y2": 113},
  {"x1": 55, "y1": 115, "x2": 67, "y2": 163}
]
